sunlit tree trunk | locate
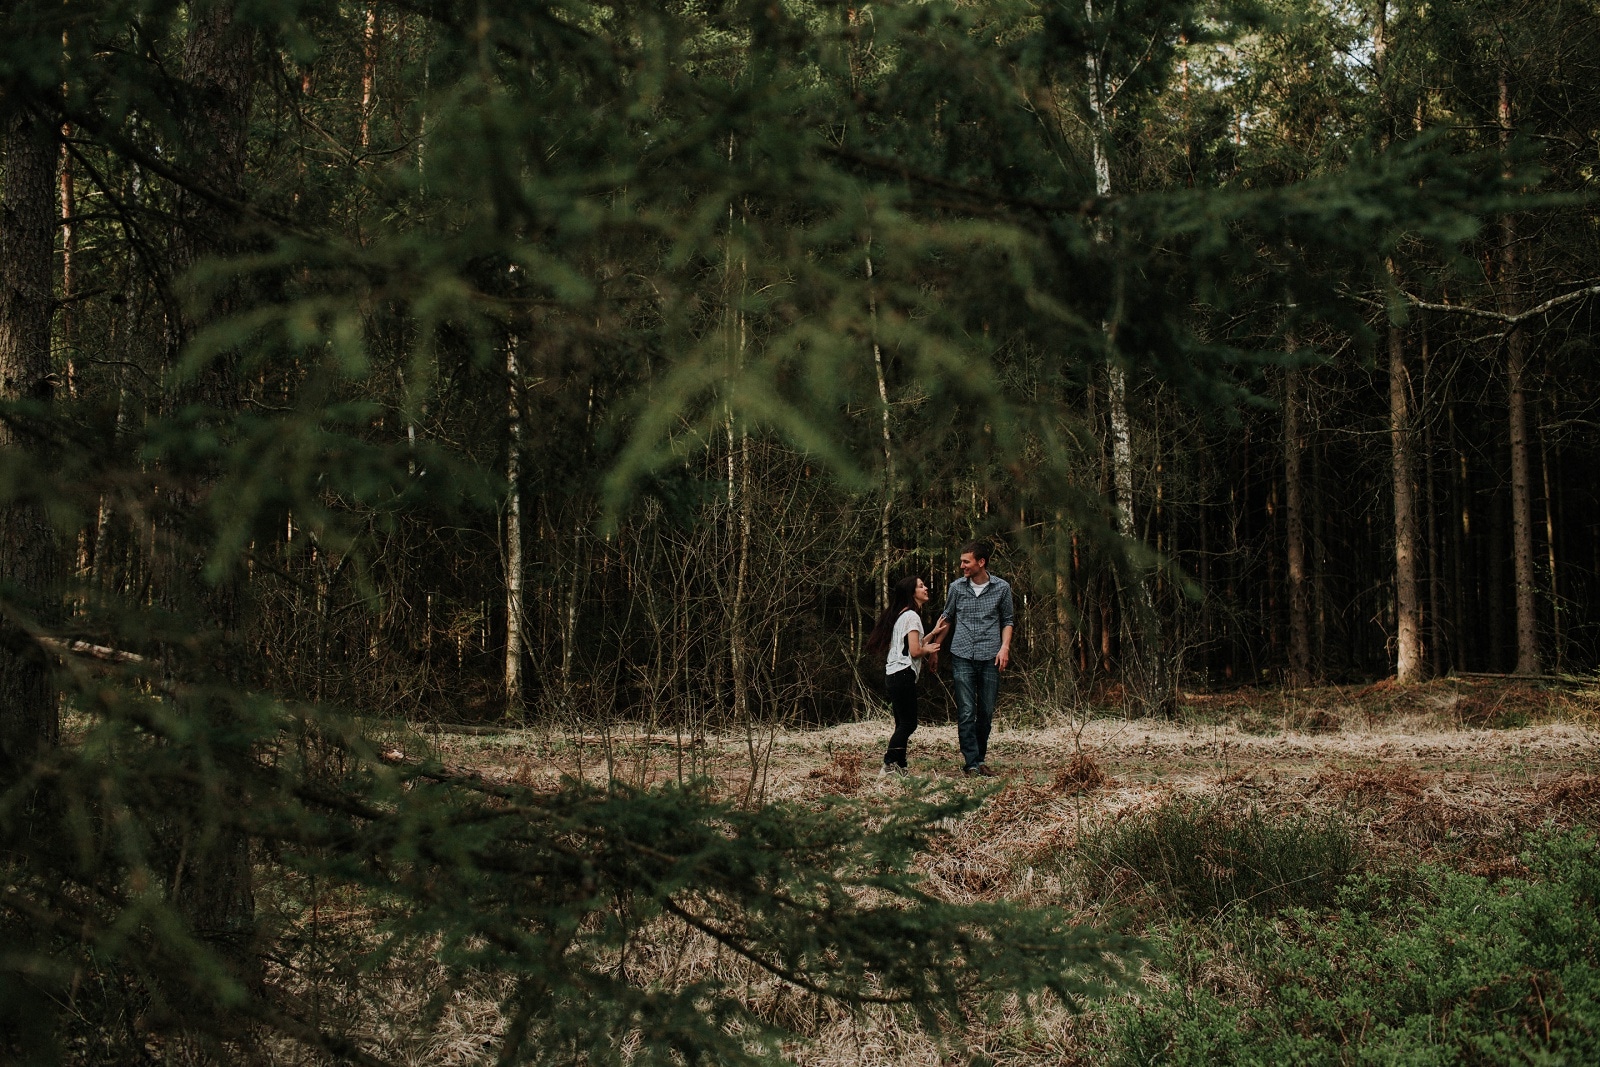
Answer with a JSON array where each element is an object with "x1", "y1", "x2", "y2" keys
[
  {"x1": 360, "y1": 4, "x2": 379, "y2": 150},
  {"x1": 505, "y1": 339, "x2": 524, "y2": 712},
  {"x1": 724, "y1": 184, "x2": 753, "y2": 726},
  {"x1": 1085, "y1": 0, "x2": 1167, "y2": 710},
  {"x1": 867, "y1": 237, "x2": 892, "y2": 611}
]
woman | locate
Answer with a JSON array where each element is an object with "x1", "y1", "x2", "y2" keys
[{"x1": 864, "y1": 575, "x2": 946, "y2": 773}]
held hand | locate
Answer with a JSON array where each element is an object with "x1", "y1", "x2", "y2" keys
[
  {"x1": 995, "y1": 646, "x2": 1010, "y2": 670},
  {"x1": 923, "y1": 639, "x2": 941, "y2": 655}
]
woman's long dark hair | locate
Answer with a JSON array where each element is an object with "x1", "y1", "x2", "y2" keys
[{"x1": 864, "y1": 575, "x2": 923, "y2": 663}]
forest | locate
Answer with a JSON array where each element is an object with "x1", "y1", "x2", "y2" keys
[{"x1": 3, "y1": 0, "x2": 1600, "y2": 1063}]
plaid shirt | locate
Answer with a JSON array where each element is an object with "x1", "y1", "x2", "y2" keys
[{"x1": 939, "y1": 575, "x2": 1014, "y2": 660}]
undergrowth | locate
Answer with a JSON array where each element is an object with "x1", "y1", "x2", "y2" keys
[
  {"x1": 1070, "y1": 800, "x2": 1362, "y2": 916},
  {"x1": 1082, "y1": 825, "x2": 1600, "y2": 1066}
]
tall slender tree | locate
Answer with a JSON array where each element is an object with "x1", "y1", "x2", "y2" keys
[
  {"x1": 0, "y1": 46, "x2": 60, "y2": 784},
  {"x1": 160, "y1": 0, "x2": 261, "y2": 969}
]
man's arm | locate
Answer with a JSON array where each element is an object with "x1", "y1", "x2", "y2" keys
[
  {"x1": 934, "y1": 585, "x2": 956, "y2": 634},
  {"x1": 995, "y1": 583, "x2": 1015, "y2": 669}
]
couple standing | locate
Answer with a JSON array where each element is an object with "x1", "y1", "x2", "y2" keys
[{"x1": 865, "y1": 541, "x2": 1014, "y2": 777}]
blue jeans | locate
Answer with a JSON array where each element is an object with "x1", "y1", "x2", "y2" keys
[{"x1": 951, "y1": 655, "x2": 999, "y2": 770}]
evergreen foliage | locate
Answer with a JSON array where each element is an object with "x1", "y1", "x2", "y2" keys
[
  {"x1": 1099, "y1": 829, "x2": 1600, "y2": 1065},
  {"x1": 4, "y1": 694, "x2": 1138, "y2": 1061}
]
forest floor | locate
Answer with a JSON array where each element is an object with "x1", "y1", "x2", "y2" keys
[
  {"x1": 430, "y1": 676, "x2": 1600, "y2": 854},
  {"x1": 398, "y1": 676, "x2": 1600, "y2": 1066}
]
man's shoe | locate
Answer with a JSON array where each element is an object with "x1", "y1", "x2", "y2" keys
[
  {"x1": 882, "y1": 763, "x2": 907, "y2": 776},
  {"x1": 974, "y1": 763, "x2": 996, "y2": 777}
]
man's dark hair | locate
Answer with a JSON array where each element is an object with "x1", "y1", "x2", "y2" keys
[{"x1": 960, "y1": 541, "x2": 993, "y2": 566}]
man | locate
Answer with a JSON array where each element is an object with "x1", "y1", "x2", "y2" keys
[{"x1": 931, "y1": 540, "x2": 1014, "y2": 776}]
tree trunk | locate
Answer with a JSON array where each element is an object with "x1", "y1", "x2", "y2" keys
[
  {"x1": 867, "y1": 238, "x2": 892, "y2": 611},
  {"x1": 724, "y1": 186, "x2": 752, "y2": 726},
  {"x1": 360, "y1": 4, "x2": 379, "y2": 150},
  {"x1": 505, "y1": 339, "x2": 524, "y2": 712},
  {"x1": 1506, "y1": 325, "x2": 1540, "y2": 674},
  {"x1": 1312, "y1": 437, "x2": 1327, "y2": 675},
  {"x1": 1085, "y1": 0, "x2": 1168, "y2": 712},
  {"x1": 1055, "y1": 511, "x2": 1075, "y2": 678},
  {"x1": 1282, "y1": 365, "x2": 1312, "y2": 687},
  {"x1": 1498, "y1": 66, "x2": 1541, "y2": 675},
  {"x1": 165, "y1": 0, "x2": 260, "y2": 974},
  {"x1": 1389, "y1": 315, "x2": 1422, "y2": 682},
  {"x1": 0, "y1": 93, "x2": 60, "y2": 786},
  {"x1": 1449, "y1": 405, "x2": 1468, "y2": 670}
]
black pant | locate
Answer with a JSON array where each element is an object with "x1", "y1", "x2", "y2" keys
[{"x1": 884, "y1": 668, "x2": 919, "y2": 767}]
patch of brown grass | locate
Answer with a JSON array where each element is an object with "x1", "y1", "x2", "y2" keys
[
  {"x1": 1535, "y1": 773, "x2": 1600, "y2": 812},
  {"x1": 805, "y1": 750, "x2": 864, "y2": 794},
  {"x1": 1317, "y1": 765, "x2": 1429, "y2": 807},
  {"x1": 1053, "y1": 752, "x2": 1108, "y2": 794},
  {"x1": 1313, "y1": 765, "x2": 1496, "y2": 846},
  {"x1": 974, "y1": 779, "x2": 1060, "y2": 834}
]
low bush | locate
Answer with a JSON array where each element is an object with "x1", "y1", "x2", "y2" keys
[
  {"x1": 1102, "y1": 828, "x2": 1600, "y2": 1066},
  {"x1": 1074, "y1": 800, "x2": 1361, "y2": 916}
]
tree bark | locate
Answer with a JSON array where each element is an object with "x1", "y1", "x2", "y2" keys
[
  {"x1": 1506, "y1": 324, "x2": 1540, "y2": 674},
  {"x1": 505, "y1": 339, "x2": 524, "y2": 712},
  {"x1": 1388, "y1": 313, "x2": 1422, "y2": 682},
  {"x1": 1282, "y1": 364, "x2": 1312, "y2": 687},
  {"x1": 360, "y1": 4, "x2": 379, "y2": 150},
  {"x1": 1498, "y1": 65, "x2": 1541, "y2": 676},
  {"x1": 867, "y1": 238, "x2": 892, "y2": 612},
  {"x1": 1085, "y1": 0, "x2": 1168, "y2": 711},
  {"x1": 0, "y1": 93, "x2": 60, "y2": 786}
]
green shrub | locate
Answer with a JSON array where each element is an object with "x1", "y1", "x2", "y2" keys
[
  {"x1": 1102, "y1": 828, "x2": 1600, "y2": 1066},
  {"x1": 1075, "y1": 800, "x2": 1361, "y2": 916}
]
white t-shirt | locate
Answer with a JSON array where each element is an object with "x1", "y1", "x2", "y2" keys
[
  {"x1": 885, "y1": 609, "x2": 924, "y2": 678},
  {"x1": 970, "y1": 579, "x2": 989, "y2": 597}
]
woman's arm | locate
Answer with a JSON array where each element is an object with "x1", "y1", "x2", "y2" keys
[{"x1": 907, "y1": 627, "x2": 941, "y2": 659}]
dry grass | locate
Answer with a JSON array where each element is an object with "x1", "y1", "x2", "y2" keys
[
  {"x1": 253, "y1": 678, "x2": 1600, "y2": 1065},
  {"x1": 1052, "y1": 752, "x2": 1109, "y2": 794}
]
